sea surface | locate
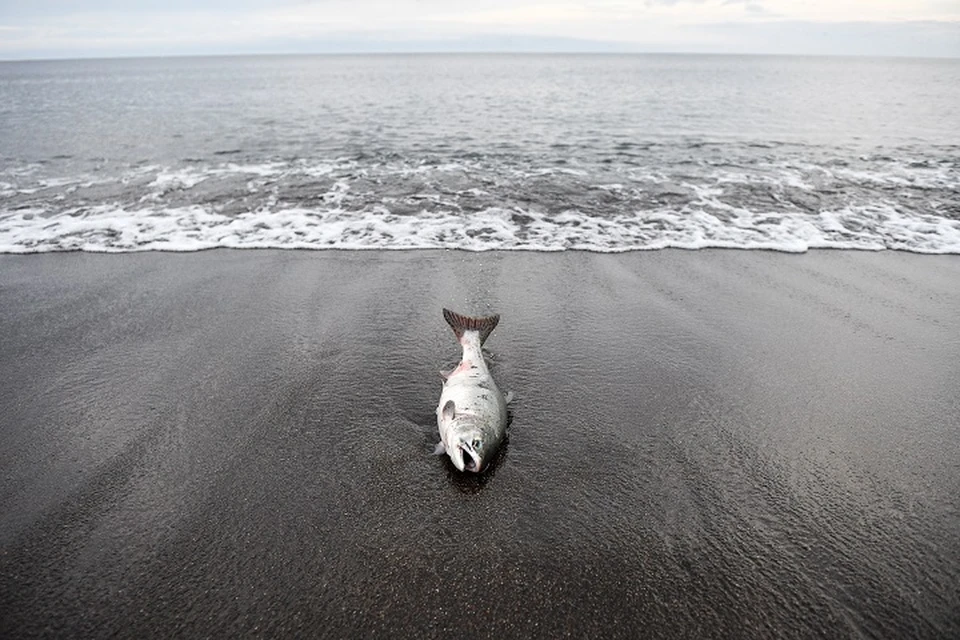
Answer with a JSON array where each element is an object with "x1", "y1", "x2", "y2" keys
[{"x1": 1, "y1": 54, "x2": 959, "y2": 253}]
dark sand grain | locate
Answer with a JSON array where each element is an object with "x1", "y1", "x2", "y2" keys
[{"x1": 1, "y1": 250, "x2": 958, "y2": 638}]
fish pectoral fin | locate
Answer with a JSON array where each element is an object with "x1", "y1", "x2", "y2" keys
[
  {"x1": 440, "y1": 365, "x2": 460, "y2": 380},
  {"x1": 433, "y1": 441, "x2": 446, "y2": 456},
  {"x1": 504, "y1": 391, "x2": 515, "y2": 405},
  {"x1": 441, "y1": 399, "x2": 456, "y2": 421}
]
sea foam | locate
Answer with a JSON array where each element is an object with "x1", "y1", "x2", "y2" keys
[
  {"x1": 2, "y1": 200, "x2": 959, "y2": 254},
  {"x1": 1, "y1": 156, "x2": 958, "y2": 254}
]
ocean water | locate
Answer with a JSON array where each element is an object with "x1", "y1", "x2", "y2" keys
[{"x1": 1, "y1": 54, "x2": 959, "y2": 253}]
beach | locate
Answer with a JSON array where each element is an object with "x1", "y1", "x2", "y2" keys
[{"x1": 0, "y1": 249, "x2": 958, "y2": 638}]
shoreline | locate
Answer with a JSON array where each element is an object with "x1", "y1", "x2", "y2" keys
[{"x1": 2, "y1": 244, "x2": 960, "y2": 254}]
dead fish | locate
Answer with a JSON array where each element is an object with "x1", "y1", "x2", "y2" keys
[{"x1": 435, "y1": 308, "x2": 510, "y2": 473}]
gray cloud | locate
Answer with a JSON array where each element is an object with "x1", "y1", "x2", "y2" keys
[
  {"x1": 693, "y1": 20, "x2": 960, "y2": 57},
  {"x1": 640, "y1": 0, "x2": 751, "y2": 5}
]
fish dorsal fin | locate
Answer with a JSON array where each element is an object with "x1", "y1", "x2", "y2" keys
[
  {"x1": 442, "y1": 308, "x2": 500, "y2": 346},
  {"x1": 441, "y1": 400, "x2": 456, "y2": 421}
]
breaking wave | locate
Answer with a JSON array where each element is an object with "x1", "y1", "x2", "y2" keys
[{"x1": 2, "y1": 152, "x2": 958, "y2": 254}]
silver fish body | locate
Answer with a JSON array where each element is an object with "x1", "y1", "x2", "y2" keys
[{"x1": 436, "y1": 309, "x2": 508, "y2": 473}]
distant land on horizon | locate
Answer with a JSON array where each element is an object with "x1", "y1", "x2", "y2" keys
[
  {"x1": 3, "y1": 23, "x2": 960, "y2": 62},
  {"x1": 7, "y1": 50, "x2": 960, "y2": 66}
]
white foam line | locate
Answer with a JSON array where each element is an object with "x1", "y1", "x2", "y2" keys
[{"x1": 2, "y1": 201, "x2": 960, "y2": 254}]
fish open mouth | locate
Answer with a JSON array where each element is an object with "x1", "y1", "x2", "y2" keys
[{"x1": 460, "y1": 446, "x2": 480, "y2": 473}]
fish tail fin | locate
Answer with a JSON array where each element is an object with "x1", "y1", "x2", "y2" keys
[{"x1": 443, "y1": 308, "x2": 500, "y2": 346}]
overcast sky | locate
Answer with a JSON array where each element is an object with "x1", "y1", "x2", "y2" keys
[{"x1": 1, "y1": 0, "x2": 959, "y2": 60}]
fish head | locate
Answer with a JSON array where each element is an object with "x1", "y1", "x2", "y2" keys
[
  {"x1": 438, "y1": 399, "x2": 499, "y2": 473},
  {"x1": 449, "y1": 428, "x2": 492, "y2": 473}
]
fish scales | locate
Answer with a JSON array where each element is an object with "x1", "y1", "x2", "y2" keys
[{"x1": 435, "y1": 309, "x2": 508, "y2": 473}]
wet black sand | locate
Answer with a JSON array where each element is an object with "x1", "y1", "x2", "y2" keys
[{"x1": 1, "y1": 250, "x2": 958, "y2": 638}]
